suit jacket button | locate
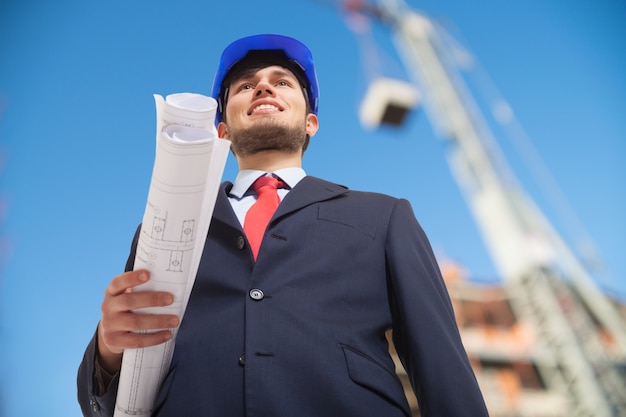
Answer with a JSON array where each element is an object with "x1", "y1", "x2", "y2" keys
[
  {"x1": 89, "y1": 398, "x2": 99, "y2": 411},
  {"x1": 249, "y1": 289, "x2": 264, "y2": 300},
  {"x1": 237, "y1": 235, "x2": 246, "y2": 250},
  {"x1": 238, "y1": 353, "x2": 246, "y2": 366}
]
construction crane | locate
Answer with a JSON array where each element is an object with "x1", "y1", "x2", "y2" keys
[{"x1": 332, "y1": 0, "x2": 626, "y2": 416}]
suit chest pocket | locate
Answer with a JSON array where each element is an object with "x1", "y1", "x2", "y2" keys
[{"x1": 317, "y1": 206, "x2": 377, "y2": 240}]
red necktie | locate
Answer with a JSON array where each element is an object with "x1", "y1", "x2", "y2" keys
[{"x1": 244, "y1": 176, "x2": 284, "y2": 260}]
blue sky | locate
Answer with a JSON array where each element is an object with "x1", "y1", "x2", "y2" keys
[{"x1": 1, "y1": 0, "x2": 624, "y2": 416}]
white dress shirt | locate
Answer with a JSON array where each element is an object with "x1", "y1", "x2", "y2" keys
[{"x1": 228, "y1": 167, "x2": 306, "y2": 226}]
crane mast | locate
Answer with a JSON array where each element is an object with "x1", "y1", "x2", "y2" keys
[{"x1": 353, "y1": 0, "x2": 626, "y2": 415}]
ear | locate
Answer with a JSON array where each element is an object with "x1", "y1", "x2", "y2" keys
[
  {"x1": 305, "y1": 113, "x2": 319, "y2": 137},
  {"x1": 217, "y1": 122, "x2": 229, "y2": 139}
]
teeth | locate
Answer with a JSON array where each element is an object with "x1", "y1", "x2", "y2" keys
[{"x1": 253, "y1": 104, "x2": 278, "y2": 113}]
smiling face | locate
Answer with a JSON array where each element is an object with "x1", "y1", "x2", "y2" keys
[{"x1": 217, "y1": 65, "x2": 318, "y2": 158}]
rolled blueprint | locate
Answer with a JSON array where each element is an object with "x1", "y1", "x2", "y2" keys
[{"x1": 113, "y1": 93, "x2": 231, "y2": 417}]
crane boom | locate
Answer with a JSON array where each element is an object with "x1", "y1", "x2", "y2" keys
[{"x1": 353, "y1": 0, "x2": 626, "y2": 415}]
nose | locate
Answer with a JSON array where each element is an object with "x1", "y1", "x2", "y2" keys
[{"x1": 255, "y1": 80, "x2": 275, "y2": 98}]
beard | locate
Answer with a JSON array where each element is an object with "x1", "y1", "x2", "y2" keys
[{"x1": 227, "y1": 117, "x2": 308, "y2": 157}]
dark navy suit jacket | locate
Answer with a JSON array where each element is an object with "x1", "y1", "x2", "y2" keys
[{"x1": 78, "y1": 176, "x2": 488, "y2": 417}]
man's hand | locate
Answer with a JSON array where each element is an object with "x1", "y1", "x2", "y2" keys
[{"x1": 97, "y1": 270, "x2": 180, "y2": 374}]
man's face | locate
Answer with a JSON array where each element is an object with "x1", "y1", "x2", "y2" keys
[{"x1": 217, "y1": 65, "x2": 318, "y2": 157}]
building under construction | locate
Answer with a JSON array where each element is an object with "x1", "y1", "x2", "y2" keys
[
  {"x1": 391, "y1": 261, "x2": 626, "y2": 417},
  {"x1": 335, "y1": 0, "x2": 626, "y2": 415}
]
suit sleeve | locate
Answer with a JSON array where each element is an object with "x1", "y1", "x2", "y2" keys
[
  {"x1": 77, "y1": 329, "x2": 120, "y2": 416},
  {"x1": 385, "y1": 199, "x2": 489, "y2": 417},
  {"x1": 77, "y1": 225, "x2": 141, "y2": 416}
]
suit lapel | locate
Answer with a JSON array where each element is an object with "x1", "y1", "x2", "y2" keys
[
  {"x1": 212, "y1": 182, "x2": 242, "y2": 230},
  {"x1": 274, "y1": 176, "x2": 349, "y2": 219}
]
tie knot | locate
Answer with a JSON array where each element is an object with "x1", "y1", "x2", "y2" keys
[{"x1": 252, "y1": 176, "x2": 284, "y2": 194}]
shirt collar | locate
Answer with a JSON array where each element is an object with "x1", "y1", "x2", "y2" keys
[{"x1": 229, "y1": 167, "x2": 306, "y2": 199}]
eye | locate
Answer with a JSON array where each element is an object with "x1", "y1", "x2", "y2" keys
[
  {"x1": 276, "y1": 79, "x2": 292, "y2": 87},
  {"x1": 238, "y1": 83, "x2": 254, "y2": 91}
]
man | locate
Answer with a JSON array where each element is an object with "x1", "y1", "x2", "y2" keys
[{"x1": 78, "y1": 34, "x2": 488, "y2": 417}]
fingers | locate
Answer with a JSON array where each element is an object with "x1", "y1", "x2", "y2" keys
[
  {"x1": 99, "y1": 270, "x2": 181, "y2": 355},
  {"x1": 96, "y1": 323, "x2": 175, "y2": 374},
  {"x1": 104, "y1": 270, "x2": 175, "y2": 312},
  {"x1": 107, "y1": 287, "x2": 175, "y2": 313},
  {"x1": 100, "y1": 325, "x2": 175, "y2": 353},
  {"x1": 106, "y1": 269, "x2": 150, "y2": 296}
]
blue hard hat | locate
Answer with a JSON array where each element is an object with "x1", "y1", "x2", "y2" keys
[{"x1": 211, "y1": 34, "x2": 319, "y2": 124}]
